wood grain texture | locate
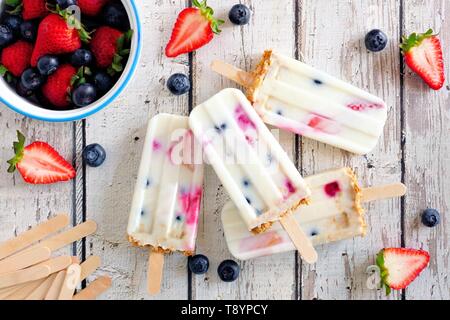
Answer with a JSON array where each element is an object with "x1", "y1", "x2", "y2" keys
[
  {"x1": 402, "y1": 0, "x2": 449, "y2": 300},
  {"x1": 83, "y1": 0, "x2": 191, "y2": 300},
  {"x1": 0, "y1": 0, "x2": 448, "y2": 300},
  {"x1": 191, "y1": 0, "x2": 298, "y2": 300},
  {"x1": 297, "y1": 0, "x2": 402, "y2": 300},
  {"x1": 0, "y1": 108, "x2": 74, "y2": 259}
]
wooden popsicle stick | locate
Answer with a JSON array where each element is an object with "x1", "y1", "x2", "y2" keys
[
  {"x1": 71, "y1": 256, "x2": 80, "y2": 264},
  {"x1": 147, "y1": 250, "x2": 164, "y2": 295},
  {"x1": 58, "y1": 264, "x2": 81, "y2": 300},
  {"x1": 12, "y1": 220, "x2": 97, "y2": 258},
  {"x1": 210, "y1": 60, "x2": 254, "y2": 87},
  {"x1": 280, "y1": 214, "x2": 318, "y2": 264},
  {"x1": 0, "y1": 246, "x2": 51, "y2": 275},
  {"x1": 4, "y1": 277, "x2": 46, "y2": 300},
  {"x1": 25, "y1": 274, "x2": 57, "y2": 300},
  {"x1": 0, "y1": 264, "x2": 51, "y2": 289},
  {"x1": 0, "y1": 214, "x2": 69, "y2": 260},
  {"x1": 362, "y1": 183, "x2": 407, "y2": 203},
  {"x1": 38, "y1": 256, "x2": 73, "y2": 274},
  {"x1": 72, "y1": 276, "x2": 112, "y2": 300},
  {"x1": 80, "y1": 256, "x2": 101, "y2": 281},
  {"x1": 44, "y1": 270, "x2": 66, "y2": 300},
  {"x1": 0, "y1": 279, "x2": 39, "y2": 299}
]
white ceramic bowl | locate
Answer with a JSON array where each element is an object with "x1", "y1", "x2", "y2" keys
[{"x1": 0, "y1": 0, "x2": 142, "y2": 122}]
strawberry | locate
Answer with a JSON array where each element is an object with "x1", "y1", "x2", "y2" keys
[
  {"x1": 31, "y1": 13, "x2": 90, "y2": 67},
  {"x1": 8, "y1": 0, "x2": 48, "y2": 21},
  {"x1": 90, "y1": 26, "x2": 132, "y2": 74},
  {"x1": 23, "y1": 0, "x2": 48, "y2": 20},
  {"x1": 0, "y1": 41, "x2": 33, "y2": 77},
  {"x1": 7, "y1": 131, "x2": 76, "y2": 185},
  {"x1": 401, "y1": 29, "x2": 446, "y2": 90},
  {"x1": 376, "y1": 248, "x2": 430, "y2": 295},
  {"x1": 165, "y1": 0, "x2": 223, "y2": 58},
  {"x1": 42, "y1": 64, "x2": 77, "y2": 108},
  {"x1": 78, "y1": 0, "x2": 110, "y2": 16}
]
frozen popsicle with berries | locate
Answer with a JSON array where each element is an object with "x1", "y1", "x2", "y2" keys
[
  {"x1": 189, "y1": 88, "x2": 317, "y2": 263},
  {"x1": 222, "y1": 168, "x2": 406, "y2": 260},
  {"x1": 128, "y1": 114, "x2": 204, "y2": 294},
  {"x1": 211, "y1": 51, "x2": 388, "y2": 155}
]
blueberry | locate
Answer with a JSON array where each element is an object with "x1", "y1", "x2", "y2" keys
[
  {"x1": 0, "y1": 24, "x2": 14, "y2": 47},
  {"x1": 16, "y1": 81, "x2": 33, "y2": 97},
  {"x1": 37, "y1": 55, "x2": 60, "y2": 76},
  {"x1": 20, "y1": 68, "x2": 44, "y2": 91},
  {"x1": 218, "y1": 260, "x2": 240, "y2": 282},
  {"x1": 82, "y1": 143, "x2": 106, "y2": 167},
  {"x1": 167, "y1": 73, "x2": 190, "y2": 95},
  {"x1": 188, "y1": 254, "x2": 209, "y2": 275},
  {"x1": 56, "y1": 0, "x2": 78, "y2": 10},
  {"x1": 229, "y1": 4, "x2": 251, "y2": 26},
  {"x1": 3, "y1": 14, "x2": 22, "y2": 36},
  {"x1": 102, "y1": 2, "x2": 128, "y2": 29},
  {"x1": 19, "y1": 21, "x2": 37, "y2": 42},
  {"x1": 70, "y1": 49, "x2": 94, "y2": 67},
  {"x1": 421, "y1": 209, "x2": 440, "y2": 228},
  {"x1": 72, "y1": 83, "x2": 97, "y2": 107},
  {"x1": 93, "y1": 71, "x2": 113, "y2": 93},
  {"x1": 365, "y1": 29, "x2": 388, "y2": 52}
]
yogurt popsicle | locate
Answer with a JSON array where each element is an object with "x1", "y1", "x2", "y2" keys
[
  {"x1": 128, "y1": 114, "x2": 204, "y2": 294},
  {"x1": 222, "y1": 168, "x2": 406, "y2": 260},
  {"x1": 211, "y1": 51, "x2": 388, "y2": 155},
  {"x1": 189, "y1": 88, "x2": 317, "y2": 263}
]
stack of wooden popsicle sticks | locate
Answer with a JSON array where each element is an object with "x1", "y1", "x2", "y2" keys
[{"x1": 0, "y1": 214, "x2": 112, "y2": 300}]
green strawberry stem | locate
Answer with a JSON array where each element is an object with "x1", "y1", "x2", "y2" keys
[
  {"x1": 376, "y1": 249, "x2": 392, "y2": 295},
  {"x1": 192, "y1": 0, "x2": 224, "y2": 34},
  {"x1": 0, "y1": 65, "x2": 8, "y2": 77},
  {"x1": 5, "y1": 0, "x2": 22, "y2": 15},
  {"x1": 54, "y1": 4, "x2": 91, "y2": 43},
  {"x1": 7, "y1": 131, "x2": 26, "y2": 173},
  {"x1": 107, "y1": 30, "x2": 134, "y2": 76},
  {"x1": 400, "y1": 29, "x2": 434, "y2": 54}
]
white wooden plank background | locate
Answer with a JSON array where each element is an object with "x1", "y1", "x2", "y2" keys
[{"x1": 0, "y1": 0, "x2": 448, "y2": 300}]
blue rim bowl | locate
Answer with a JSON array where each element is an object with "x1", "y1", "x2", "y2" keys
[{"x1": 0, "y1": 0, "x2": 142, "y2": 122}]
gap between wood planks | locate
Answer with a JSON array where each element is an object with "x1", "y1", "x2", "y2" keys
[{"x1": 68, "y1": 0, "x2": 416, "y2": 300}]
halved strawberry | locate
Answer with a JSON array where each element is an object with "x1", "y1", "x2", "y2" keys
[
  {"x1": 376, "y1": 248, "x2": 430, "y2": 295},
  {"x1": 401, "y1": 29, "x2": 446, "y2": 90},
  {"x1": 7, "y1": 131, "x2": 76, "y2": 185},
  {"x1": 165, "y1": 0, "x2": 224, "y2": 58}
]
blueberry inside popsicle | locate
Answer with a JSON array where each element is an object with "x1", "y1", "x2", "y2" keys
[
  {"x1": 189, "y1": 88, "x2": 317, "y2": 263},
  {"x1": 211, "y1": 50, "x2": 388, "y2": 155},
  {"x1": 128, "y1": 114, "x2": 204, "y2": 294}
]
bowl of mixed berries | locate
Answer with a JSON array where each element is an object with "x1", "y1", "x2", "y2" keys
[{"x1": 0, "y1": 0, "x2": 141, "y2": 122}]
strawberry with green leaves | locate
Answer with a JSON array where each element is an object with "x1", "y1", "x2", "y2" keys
[
  {"x1": 0, "y1": 40, "x2": 33, "y2": 78},
  {"x1": 90, "y1": 26, "x2": 132, "y2": 75},
  {"x1": 6, "y1": 0, "x2": 48, "y2": 21},
  {"x1": 31, "y1": 12, "x2": 90, "y2": 66},
  {"x1": 7, "y1": 131, "x2": 76, "y2": 185},
  {"x1": 42, "y1": 64, "x2": 77, "y2": 108},
  {"x1": 165, "y1": 0, "x2": 223, "y2": 58},
  {"x1": 376, "y1": 248, "x2": 430, "y2": 295},
  {"x1": 401, "y1": 29, "x2": 446, "y2": 90}
]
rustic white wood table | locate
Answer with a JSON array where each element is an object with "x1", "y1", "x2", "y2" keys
[{"x1": 0, "y1": 0, "x2": 448, "y2": 300}]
